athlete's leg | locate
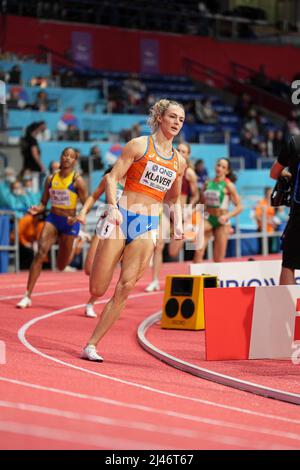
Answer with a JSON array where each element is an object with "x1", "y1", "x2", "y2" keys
[
  {"x1": 56, "y1": 234, "x2": 78, "y2": 271},
  {"x1": 145, "y1": 238, "x2": 164, "y2": 291},
  {"x1": 193, "y1": 220, "x2": 212, "y2": 263},
  {"x1": 212, "y1": 224, "x2": 229, "y2": 262},
  {"x1": 84, "y1": 234, "x2": 102, "y2": 276},
  {"x1": 146, "y1": 213, "x2": 166, "y2": 292},
  {"x1": 86, "y1": 237, "x2": 154, "y2": 348},
  {"x1": 24, "y1": 222, "x2": 58, "y2": 298},
  {"x1": 83, "y1": 234, "x2": 104, "y2": 316},
  {"x1": 168, "y1": 238, "x2": 184, "y2": 258},
  {"x1": 89, "y1": 235, "x2": 125, "y2": 299}
]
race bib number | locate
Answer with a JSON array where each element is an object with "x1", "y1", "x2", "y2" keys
[
  {"x1": 49, "y1": 189, "x2": 71, "y2": 207},
  {"x1": 204, "y1": 189, "x2": 220, "y2": 208},
  {"x1": 140, "y1": 161, "x2": 176, "y2": 193},
  {"x1": 96, "y1": 215, "x2": 115, "y2": 239}
]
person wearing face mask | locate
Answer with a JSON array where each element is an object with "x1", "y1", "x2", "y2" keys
[
  {"x1": 22, "y1": 174, "x2": 41, "y2": 206},
  {"x1": 0, "y1": 167, "x2": 17, "y2": 208},
  {"x1": 6, "y1": 180, "x2": 31, "y2": 219}
]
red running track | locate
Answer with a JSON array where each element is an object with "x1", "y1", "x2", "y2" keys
[{"x1": 0, "y1": 262, "x2": 300, "y2": 450}]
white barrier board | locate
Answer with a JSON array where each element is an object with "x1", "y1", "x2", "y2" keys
[{"x1": 190, "y1": 259, "x2": 300, "y2": 287}]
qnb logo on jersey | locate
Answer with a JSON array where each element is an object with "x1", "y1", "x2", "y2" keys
[{"x1": 152, "y1": 164, "x2": 173, "y2": 178}]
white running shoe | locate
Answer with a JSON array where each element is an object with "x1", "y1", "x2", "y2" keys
[
  {"x1": 16, "y1": 296, "x2": 32, "y2": 309},
  {"x1": 145, "y1": 279, "x2": 160, "y2": 292},
  {"x1": 85, "y1": 303, "x2": 97, "y2": 318},
  {"x1": 81, "y1": 345, "x2": 103, "y2": 362}
]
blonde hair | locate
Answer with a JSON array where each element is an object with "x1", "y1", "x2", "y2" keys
[{"x1": 147, "y1": 99, "x2": 184, "y2": 133}]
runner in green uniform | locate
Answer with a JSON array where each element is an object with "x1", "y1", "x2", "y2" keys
[{"x1": 194, "y1": 158, "x2": 243, "y2": 263}]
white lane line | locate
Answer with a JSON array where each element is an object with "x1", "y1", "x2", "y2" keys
[
  {"x1": 0, "y1": 288, "x2": 89, "y2": 301},
  {"x1": 0, "y1": 281, "x2": 87, "y2": 290},
  {"x1": 0, "y1": 420, "x2": 170, "y2": 450},
  {"x1": 0, "y1": 399, "x2": 263, "y2": 448},
  {"x1": 15, "y1": 296, "x2": 300, "y2": 434},
  {"x1": 1, "y1": 375, "x2": 300, "y2": 446}
]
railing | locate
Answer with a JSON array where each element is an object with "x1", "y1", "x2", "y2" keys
[
  {"x1": 183, "y1": 57, "x2": 293, "y2": 118},
  {"x1": 0, "y1": 210, "x2": 19, "y2": 272}
]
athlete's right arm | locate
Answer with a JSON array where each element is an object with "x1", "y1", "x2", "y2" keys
[
  {"x1": 105, "y1": 138, "x2": 145, "y2": 224},
  {"x1": 28, "y1": 176, "x2": 51, "y2": 215},
  {"x1": 75, "y1": 175, "x2": 108, "y2": 225}
]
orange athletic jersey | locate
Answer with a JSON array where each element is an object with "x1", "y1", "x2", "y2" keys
[{"x1": 124, "y1": 135, "x2": 179, "y2": 202}]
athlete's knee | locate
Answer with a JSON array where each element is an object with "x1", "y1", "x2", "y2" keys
[
  {"x1": 90, "y1": 283, "x2": 107, "y2": 298},
  {"x1": 36, "y1": 243, "x2": 49, "y2": 261},
  {"x1": 115, "y1": 278, "x2": 135, "y2": 300}
]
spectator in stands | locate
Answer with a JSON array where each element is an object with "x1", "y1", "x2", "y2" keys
[
  {"x1": 0, "y1": 167, "x2": 16, "y2": 208},
  {"x1": 122, "y1": 74, "x2": 146, "y2": 113},
  {"x1": 35, "y1": 120, "x2": 51, "y2": 142},
  {"x1": 90, "y1": 145, "x2": 104, "y2": 170},
  {"x1": 59, "y1": 69, "x2": 75, "y2": 87},
  {"x1": 5, "y1": 180, "x2": 31, "y2": 219},
  {"x1": 20, "y1": 122, "x2": 46, "y2": 173},
  {"x1": 22, "y1": 173, "x2": 40, "y2": 206},
  {"x1": 119, "y1": 123, "x2": 142, "y2": 143},
  {"x1": 257, "y1": 141, "x2": 268, "y2": 158},
  {"x1": 18, "y1": 213, "x2": 44, "y2": 270},
  {"x1": 30, "y1": 76, "x2": 48, "y2": 88},
  {"x1": 235, "y1": 93, "x2": 253, "y2": 119},
  {"x1": 194, "y1": 159, "x2": 208, "y2": 190},
  {"x1": 273, "y1": 129, "x2": 284, "y2": 156},
  {"x1": 57, "y1": 107, "x2": 80, "y2": 140},
  {"x1": 254, "y1": 187, "x2": 276, "y2": 254},
  {"x1": 6, "y1": 86, "x2": 28, "y2": 109},
  {"x1": 8, "y1": 65, "x2": 21, "y2": 85},
  {"x1": 240, "y1": 129, "x2": 256, "y2": 150},
  {"x1": 265, "y1": 129, "x2": 276, "y2": 158},
  {"x1": 32, "y1": 91, "x2": 50, "y2": 112},
  {"x1": 64, "y1": 124, "x2": 80, "y2": 141},
  {"x1": 195, "y1": 97, "x2": 218, "y2": 124},
  {"x1": 242, "y1": 109, "x2": 261, "y2": 141}
]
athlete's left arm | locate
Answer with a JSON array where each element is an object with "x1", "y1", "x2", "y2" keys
[
  {"x1": 165, "y1": 154, "x2": 187, "y2": 238},
  {"x1": 186, "y1": 167, "x2": 199, "y2": 207},
  {"x1": 75, "y1": 176, "x2": 89, "y2": 206},
  {"x1": 221, "y1": 182, "x2": 243, "y2": 223}
]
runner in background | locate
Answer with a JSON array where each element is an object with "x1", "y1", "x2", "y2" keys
[
  {"x1": 145, "y1": 141, "x2": 198, "y2": 291},
  {"x1": 16, "y1": 147, "x2": 88, "y2": 308}
]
